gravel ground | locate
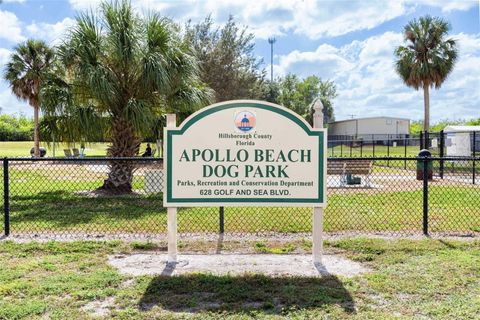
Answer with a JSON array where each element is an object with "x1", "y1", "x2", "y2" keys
[
  {"x1": 3, "y1": 231, "x2": 478, "y2": 243},
  {"x1": 108, "y1": 253, "x2": 370, "y2": 277}
]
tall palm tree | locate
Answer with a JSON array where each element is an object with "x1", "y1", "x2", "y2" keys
[
  {"x1": 41, "y1": 0, "x2": 211, "y2": 193},
  {"x1": 4, "y1": 40, "x2": 54, "y2": 156},
  {"x1": 395, "y1": 16, "x2": 458, "y2": 131}
]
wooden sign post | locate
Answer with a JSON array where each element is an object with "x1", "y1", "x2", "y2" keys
[
  {"x1": 312, "y1": 99, "x2": 324, "y2": 264},
  {"x1": 166, "y1": 114, "x2": 177, "y2": 263}
]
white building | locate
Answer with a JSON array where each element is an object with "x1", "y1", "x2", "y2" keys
[
  {"x1": 444, "y1": 125, "x2": 480, "y2": 156},
  {"x1": 328, "y1": 116, "x2": 410, "y2": 140}
]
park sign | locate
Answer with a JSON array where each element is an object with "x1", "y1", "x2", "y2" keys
[{"x1": 164, "y1": 100, "x2": 326, "y2": 207}]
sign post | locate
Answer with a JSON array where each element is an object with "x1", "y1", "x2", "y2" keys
[
  {"x1": 312, "y1": 99, "x2": 324, "y2": 264},
  {"x1": 166, "y1": 114, "x2": 177, "y2": 263},
  {"x1": 164, "y1": 100, "x2": 327, "y2": 264}
]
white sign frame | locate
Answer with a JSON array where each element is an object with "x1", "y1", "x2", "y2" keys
[{"x1": 163, "y1": 100, "x2": 327, "y2": 208}]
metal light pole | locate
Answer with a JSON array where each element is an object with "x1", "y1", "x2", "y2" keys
[{"x1": 268, "y1": 37, "x2": 276, "y2": 84}]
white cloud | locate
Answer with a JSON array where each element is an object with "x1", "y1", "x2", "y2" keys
[
  {"x1": 26, "y1": 17, "x2": 76, "y2": 46},
  {"x1": 69, "y1": 0, "x2": 171, "y2": 12},
  {"x1": 68, "y1": 0, "x2": 103, "y2": 10},
  {"x1": 0, "y1": 10, "x2": 25, "y2": 43},
  {"x1": 0, "y1": 84, "x2": 31, "y2": 116},
  {"x1": 414, "y1": 0, "x2": 478, "y2": 12},
  {"x1": 291, "y1": 0, "x2": 409, "y2": 39},
  {"x1": 0, "y1": 48, "x2": 12, "y2": 67},
  {"x1": 0, "y1": 48, "x2": 29, "y2": 115},
  {"x1": 67, "y1": 0, "x2": 478, "y2": 41},
  {"x1": 63, "y1": 0, "x2": 423, "y2": 40},
  {"x1": 274, "y1": 44, "x2": 354, "y2": 79},
  {"x1": 274, "y1": 32, "x2": 480, "y2": 122}
]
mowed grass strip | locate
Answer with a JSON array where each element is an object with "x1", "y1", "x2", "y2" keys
[
  {"x1": 328, "y1": 145, "x2": 420, "y2": 157},
  {"x1": 0, "y1": 141, "x2": 156, "y2": 157},
  {"x1": 0, "y1": 238, "x2": 478, "y2": 319},
  {"x1": 1, "y1": 166, "x2": 479, "y2": 234},
  {"x1": 1, "y1": 141, "x2": 422, "y2": 158}
]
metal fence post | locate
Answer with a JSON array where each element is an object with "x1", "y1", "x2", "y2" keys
[
  {"x1": 420, "y1": 131, "x2": 424, "y2": 150},
  {"x1": 3, "y1": 158, "x2": 10, "y2": 237},
  {"x1": 422, "y1": 156, "x2": 429, "y2": 236},
  {"x1": 372, "y1": 134, "x2": 375, "y2": 157},
  {"x1": 439, "y1": 130, "x2": 444, "y2": 179},
  {"x1": 219, "y1": 206, "x2": 225, "y2": 234},
  {"x1": 404, "y1": 138, "x2": 407, "y2": 169},
  {"x1": 387, "y1": 134, "x2": 390, "y2": 167},
  {"x1": 360, "y1": 140, "x2": 363, "y2": 157},
  {"x1": 473, "y1": 131, "x2": 476, "y2": 185},
  {"x1": 387, "y1": 134, "x2": 390, "y2": 156}
]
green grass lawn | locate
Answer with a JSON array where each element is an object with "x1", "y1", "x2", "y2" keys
[
  {"x1": 5, "y1": 186, "x2": 479, "y2": 234},
  {"x1": 1, "y1": 164, "x2": 479, "y2": 235},
  {"x1": 1, "y1": 141, "x2": 421, "y2": 158},
  {"x1": 0, "y1": 238, "x2": 478, "y2": 319},
  {"x1": 328, "y1": 144, "x2": 420, "y2": 157},
  {"x1": 0, "y1": 141, "x2": 157, "y2": 157}
]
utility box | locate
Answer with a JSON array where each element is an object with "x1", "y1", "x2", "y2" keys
[{"x1": 416, "y1": 149, "x2": 433, "y2": 180}]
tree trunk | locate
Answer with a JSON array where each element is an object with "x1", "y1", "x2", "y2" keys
[
  {"x1": 33, "y1": 103, "x2": 40, "y2": 157},
  {"x1": 423, "y1": 82, "x2": 430, "y2": 132},
  {"x1": 99, "y1": 118, "x2": 141, "y2": 194}
]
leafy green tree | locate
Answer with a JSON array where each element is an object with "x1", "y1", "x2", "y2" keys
[
  {"x1": 395, "y1": 16, "x2": 458, "y2": 131},
  {"x1": 300, "y1": 76, "x2": 336, "y2": 125},
  {"x1": 41, "y1": 0, "x2": 211, "y2": 192},
  {"x1": 409, "y1": 120, "x2": 423, "y2": 135},
  {"x1": 185, "y1": 15, "x2": 265, "y2": 101},
  {"x1": 430, "y1": 119, "x2": 465, "y2": 132},
  {"x1": 468, "y1": 118, "x2": 480, "y2": 126},
  {"x1": 410, "y1": 118, "x2": 479, "y2": 134},
  {"x1": 278, "y1": 74, "x2": 302, "y2": 114},
  {"x1": 0, "y1": 114, "x2": 34, "y2": 141},
  {"x1": 261, "y1": 79, "x2": 281, "y2": 103},
  {"x1": 3, "y1": 39, "x2": 54, "y2": 156},
  {"x1": 276, "y1": 74, "x2": 336, "y2": 125}
]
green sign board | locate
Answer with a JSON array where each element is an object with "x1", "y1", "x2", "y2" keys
[{"x1": 164, "y1": 100, "x2": 326, "y2": 207}]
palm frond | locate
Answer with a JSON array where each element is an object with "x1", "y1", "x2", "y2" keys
[{"x1": 394, "y1": 15, "x2": 458, "y2": 90}]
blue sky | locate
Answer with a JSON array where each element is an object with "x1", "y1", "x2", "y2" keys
[{"x1": 0, "y1": 0, "x2": 478, "y2": 122}]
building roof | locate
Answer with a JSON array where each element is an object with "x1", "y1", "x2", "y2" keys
[
  {"x1": 329, "y1": 116, "x2": 410, "y2": 124},
  {"x1": 444, "y1": 125, "x2": 480, "y2": 132}
]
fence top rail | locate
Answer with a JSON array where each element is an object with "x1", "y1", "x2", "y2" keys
[
  {"x1": 2, "y1": 156, "x2": 478, "y2": 162},
  {"x1": 328, "y1": 138, "x2": 419, "y2": 142},
  {"x1": 2, "y1": 156, "x2": 164, "y2": 162},
  {"x1": 328, "y1": 156, "x2": 480, "y2": 161}
]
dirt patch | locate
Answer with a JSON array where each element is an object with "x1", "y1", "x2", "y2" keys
[
  {"x1": 108, "y1": 253, "x2": 370, "y2": 278},
  {"x1": 75, "y1": 189, "x2": 147, "y2": 197},
  {"x1": 5, "y1": 232, "x2": 479, "y2": 243},
  {"x1": 81, "y1": 296, "x2": 115, "y2": 317}
]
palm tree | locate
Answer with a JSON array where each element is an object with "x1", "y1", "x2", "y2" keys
[
  {"x1": 4, "y1": 40, "x2": 54, "y2": 156},
  {"x1": 395, "y1": 16, "x2": 458, "y2": 131},
  {"x1": 41, "y1": 0, "x2": 211, "y2": 193}
]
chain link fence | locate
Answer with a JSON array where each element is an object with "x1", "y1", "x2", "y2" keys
[
  {"x1": 1, "y1": 156, "x2": 479, "y2": 239},
  {"x1": 328, "y1": 130, "x2": 479, "y2": 159}
]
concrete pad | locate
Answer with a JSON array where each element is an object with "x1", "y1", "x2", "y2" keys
[{"x1": 108, "y1": 253, "x2": 369, "y2": 278}]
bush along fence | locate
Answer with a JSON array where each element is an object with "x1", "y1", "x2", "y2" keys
[{"x1": 1, "y1": 156, "x2": 479, "y2": 238}]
